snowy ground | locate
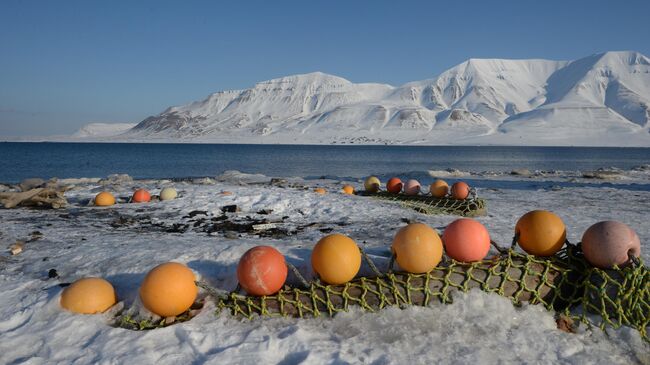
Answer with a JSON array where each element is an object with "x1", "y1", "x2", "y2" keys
[{"x1": 0, "y1": 170, "x2": 648, "y2": 364}]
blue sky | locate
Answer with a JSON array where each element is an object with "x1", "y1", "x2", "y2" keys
[{"x1": 1, "y1": 0, "x2": 649, "y2": 136}]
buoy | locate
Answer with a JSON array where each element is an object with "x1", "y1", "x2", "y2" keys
[
  {"x1": 582, "y1": 221, "x2": 641, "y2": 269},
  {"x1": 314, "y1": 187, "x2": 327, "y2": 195},
  {"x1": 159, "y1": 187, "x2": 178, "y2": 201},
  {"x1": 515, "y1": 210, "x2": 566, "y2": 256},
  {"x1": 364, "y1": 176, "x2": 381, "y2": 193},
  {"x1": 132, "y1": 189, "x2": 151, "y2": 203},
  {"x1": 139, "y1": 262, "x2": 197, "y2": 317},
  {"x1": 429, "y1": 179, "x2": 449, "y2": 198},
  {"x1": 311, "y1": 234, "x2": 361, "y2": 284},
  {"x1": 342, "y1": 185, "x2": 355, "y2": 195},
  {"x1": 386, "y1": 178, "x2": 403, "y2": 194},
  {"x1": 237, "y1": 246, "x2": 288, "y2": 296},
  {"x1": 450, "y1": 182, "x2": 470, "y2": 200},
  {"x1": 391, "y1": 223, "x2": 443, "y2": 273},
  {"x1": 442, "y1": 218, "x2": 491, "y2": 262},
  {"x1": 60, "y1": 277, "x2": 117, "y2": 314},
  {"x1": 94, "y1": 192, "x2": 115, "y2": 206},
  {"x1": 403, "y1": 179, "x2": 421, "y2": 196}
]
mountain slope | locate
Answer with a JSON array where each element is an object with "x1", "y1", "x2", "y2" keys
[{"x1": 114, "y1": 51, "x2": 650, "y2": 146}]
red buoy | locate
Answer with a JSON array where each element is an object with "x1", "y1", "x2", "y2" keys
[
  {"x1": 237, "y1": 246, "x2": 288, "y2": 296},
  {"x1": 132, "y1": 189, "x2": 151, "y2": 203},
  {"x1": 386, "y1": 178, "x2": 403, "y2": 194}
]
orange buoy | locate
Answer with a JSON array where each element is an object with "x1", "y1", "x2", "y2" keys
[
  {"x1": 386, "y1": 178, "x2": 403, "y2": 194},
  {"x1": 237, "y1": 246, "x2": 288, "y2": 296},
  {"x1": 94, "y1": 191, "x2": 115, "y2": 206},
  {"x1": 364, "y1": 176, "x2": 381, "y2": 193},
  {"x1": 442, "y1": 218, "x2": 491, "y2": 262},
  {"x1": 139, "y1": 262, "x2": 197, "y2": 317},
  {"x1": 582, "y1": 221, "x2": 641, "y2": 269},
  {"x1": 515, "y1": 210, "x2": 566, "y2": 256},
  {"x1": 342, "y1": 185, "x2": 355, "y2": 195},
  {"x1": 429, "y1": 179, "x2": 449, "y2": 198},
  {"x1": 60, "y1": 277, "x2": 117, "y2": 314},
  {"x1": 314, "y1": 187, "x2": 327, "y2": 195},
  {"x1": 391, "y1": 223, "x2": 443, "y2": 273},
  {"x1": 132, "y1": 189, "x2": 151, "y2": 203},
  {"x1": 403, "y1": 179, "x2": 421, "y2": 196},
  {"x1": 450, "y1": 181, "x2": 470, "y2": 200},
  {"x1": 311, "y1": 234, "x2": 361, "y2": 284}
]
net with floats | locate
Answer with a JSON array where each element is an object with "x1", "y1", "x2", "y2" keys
[
  {"x1": 360, "y1": 189, "x2": 486, "y2": 217},
  {"x1": 206, "y1": 243, "x2": 648, "y2": 341},
  {"x1": 114, "y1": 240, "x2": 647, "y2": 342}
]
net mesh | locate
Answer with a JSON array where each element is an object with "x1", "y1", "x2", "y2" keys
[
  {"x1": 360, "y1": 190, "x2": 486, "y2": 217},
  {"x1": 213, "y1": 245, "x2": 648, "y2": 341}
]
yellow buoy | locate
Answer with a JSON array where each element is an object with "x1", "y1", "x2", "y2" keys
[
  {"x1": 391, "y1": 223, "x2": 443, "y2": 273},
  {"x1": 139, "y1": 262, "x2": 198, "y2": 317},
  {"x1": 515, "y1": 210, "x2": 566, "y2": 256},
  {"x1": 429, "y1": 179, "x2": 449, "y2": 198},
  {"x1": 94, "y1": 192, "x2": 115, "y2": 206},
  {"x1": 311, "y1": 234, "x2": 361, "y2": 284},
  {"x1": 364, "y1": 176, "x2": 381, "y2": 193},
  {"x1": 342, "y1": 185, "x2": 354, "y2": 195},
  {"x1": 60, "y1": 277, "x2": 117, "y2": 314}
]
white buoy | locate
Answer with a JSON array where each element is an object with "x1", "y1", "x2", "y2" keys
[{"x1": 159, "y1": 187, "x2": 178, "y2": 201}]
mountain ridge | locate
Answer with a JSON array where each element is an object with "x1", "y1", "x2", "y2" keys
[{"x1": 79, "y1": 51, "x2": 650, "y2": 146}]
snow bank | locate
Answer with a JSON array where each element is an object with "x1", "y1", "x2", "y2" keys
[{"x1": 0, "y1": 172, "x2": 648, "y2": 364}]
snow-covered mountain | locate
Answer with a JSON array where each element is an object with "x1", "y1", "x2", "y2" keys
[{"x1": 114, "y1": 51, "x2": 650, "y2": 146}]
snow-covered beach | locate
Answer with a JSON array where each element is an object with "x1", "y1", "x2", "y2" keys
[{"x1": 0, "y1": 168, "x2": 648, "y2": 364}]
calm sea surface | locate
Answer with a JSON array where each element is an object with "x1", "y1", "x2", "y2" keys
[{"x1": 1, "y1": 142, "x2": 649, "y2": 183}]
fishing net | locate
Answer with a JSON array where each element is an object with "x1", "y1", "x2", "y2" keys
[
  {"x1": 112, "y1": 240, "x2": 648, "y2": 342},
  {"x1": 360, "y1": 190, "x2": 486, "y2": 217},
  {"x1": 211, "y1": 244, "x2": 648, "y2": 341}
]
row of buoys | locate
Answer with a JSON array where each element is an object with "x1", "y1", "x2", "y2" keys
[
  {"x1": 230, "y1": 211, "x2": 641, "y2": 297},
  {"x1": 364, "y1": 176, "x2": 471, "y2": 200},
  {"x1": 60, "y1": 211, "x2": 641, "y2": 316},
  {"x1": 94, "y1": 187, "x2": 178, "y2": 206}
]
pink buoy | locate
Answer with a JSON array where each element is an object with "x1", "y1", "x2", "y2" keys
[
  {"x1": 581, "y1": 221, "x2": 641, "y2": 269},
  {"x1": 403, "y1": 179, "x2": 421, "y2": 195}
]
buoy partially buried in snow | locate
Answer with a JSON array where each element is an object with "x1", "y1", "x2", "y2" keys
[
  {"x1": 515, "y1": 210, "x2": 566, "y2": 256},
  {"x1": 159, "y1": 187, "x2": 178, "y2": 201},
  {"x1": 132, "y1": 189, "x2": 151, "y2": 203},
  {"x1": 314, "y1": 187, "x2": 327, "y2": 195},
  {"x1": 94, "y1": 192, "x2": 115, "y2": 206},
  {"x1": 139, "y1": 262, "x2": 197, "y2": 317},
  {"x1": 386, "y1": 178, "x2": 403, "y2": 194},
  {"x1": 442, "y1": 218, "x2": 491, "y2": 262},
  {"x1": 391, "y1": 223, "x2": 443, "y2": 273},
  {"x1": 403, "y1": 179, "x2": 421, "y2": 196},
  {"x1": 429, "y1": 179, "x2": 449, "y2": 198},
  {"x1": 237, "y1": 246, "x2": 288, "y2": 296},
  {"x1": 450, "y1": 182, "x2": 470, "y2": 200},
  {"x1": 60, "y1": 277, "x2": 117, "y2": 314},
  {"x1": 311, "y1": 234, "x2": 361, "y2": 285},
  {"x1": 582, "y1": 221, "x2": 641, "y2": 269},
  {"x1": 364, "y1": 176, "x2": 381, "y2": 193},
  {"x1": 342, "y1": 185, "x2": 355, "y2": 195}
]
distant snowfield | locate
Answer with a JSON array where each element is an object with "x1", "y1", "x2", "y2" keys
[
  {"x1": 72, "y1": 123, "x2": 137, "y2": 138},
  {"x1": 47, "y1": 51, "x2": 650, "y2": 146},
  {"x1": 0, "y1": 170, "x2": 648, "y2": 364}
]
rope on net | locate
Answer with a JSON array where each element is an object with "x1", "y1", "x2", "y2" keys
[{"x1": 360, "y1": 189, "x2": 486, "y2": 217}]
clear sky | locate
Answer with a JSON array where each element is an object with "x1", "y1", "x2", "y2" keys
[{"x1": 1, "y1": 0, "x2": 649, "y2": 136}]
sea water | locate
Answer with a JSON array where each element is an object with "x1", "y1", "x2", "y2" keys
[{"x1": 0, "y1": 142, "x2": 649, "y2": 183}]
